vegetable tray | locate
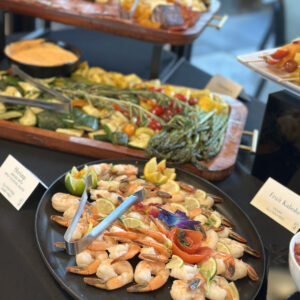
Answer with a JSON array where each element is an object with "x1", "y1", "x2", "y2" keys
[
  {"x1": 0, "y1": 94, "x2": 247, "y2": 181},
  {"x1": 0, "y1": 0, "x2": 220, "y2": 46}
]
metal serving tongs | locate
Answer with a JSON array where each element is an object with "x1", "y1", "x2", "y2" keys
[
  {"x1": 64, "y1": 175, "x2": 145, "y2": 255},
  {"x1": 0, "y1": 65, "x2": 72, "y2": 113}
]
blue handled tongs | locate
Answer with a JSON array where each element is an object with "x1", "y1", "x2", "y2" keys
[{"x1": 63, "y1": 175, "x2": 145, "y2": 255}]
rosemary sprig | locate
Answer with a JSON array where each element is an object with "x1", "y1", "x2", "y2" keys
[{"x1": 58, "y1": 88, "x2": 165, "y2": 125}]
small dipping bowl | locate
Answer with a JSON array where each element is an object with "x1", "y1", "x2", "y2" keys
[
  {"x1": 4, "y1": 39, "x2": 81, "y2": 78},
  {"x1": 289, "y1": 231, "x2": 300, "y2": 291}
]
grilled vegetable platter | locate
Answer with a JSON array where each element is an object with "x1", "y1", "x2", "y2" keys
[{"x1": 0, "y1": 62, "x2": 232, "y2": 173}]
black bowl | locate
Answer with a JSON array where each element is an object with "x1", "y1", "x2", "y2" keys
[{"x1": 4, "y1": 39, "x2": 81, "y2": 78}]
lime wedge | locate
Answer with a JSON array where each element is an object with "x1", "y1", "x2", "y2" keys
[
  {"x1": 199, "y1": 257, "x2": 217, "y2": 281},
  {"x1": 121, "y1": 217, "x2": 146, "y2": 229},
  {"x1": 210, "y1": 212, "x2": 222, "y2": 228},
  {"x1": 195, "y1": 189, "x2": 207, "y2": 199},
  {"x1": 166, "y1": 255, "x2": 184, "y2": 269},
  {"x1": 228, "y1": 282, "x2": 240, "y2": 300},
  {"x1": 96, "y1": 198, "x2": 115, "y2": 215},
  {"x1": 216, "y1": 241, "x2": 231, "y2": 255},
  {"x1": 65, "y1": 172, "x2": 85, "y2": 196},
  {"x1": 185, "y1": 196, "x2": 200, "y2": 210},
  {"x1": 70, "y1": 166, "x2": 79, "y2": 176}
]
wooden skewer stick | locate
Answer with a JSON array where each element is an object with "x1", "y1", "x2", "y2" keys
[{"x1": 278, "y1": 77, "x2": 300, "y2": 82}]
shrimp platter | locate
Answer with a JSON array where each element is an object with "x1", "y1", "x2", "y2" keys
[{"x1": 39, "y1": 158, "x2": 264, "y2": 300}]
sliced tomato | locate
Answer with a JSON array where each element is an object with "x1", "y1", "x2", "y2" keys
[
  {"x1": 168, "y1": 228, "x2": 212, "y2": 264},
  {"x1": 271, "y1": 49, "x2": 289, "y2": 59}
]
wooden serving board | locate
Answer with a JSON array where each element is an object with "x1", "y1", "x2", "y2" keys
[
  {"x1": 0, "y1": 95, "x2": 247, "y2": 181},
  {"x1": 0, "y1": 0, "x2": 220, "y2": 45}
]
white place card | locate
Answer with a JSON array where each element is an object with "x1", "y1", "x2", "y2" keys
[
  {"x1": 251, "y1": 177, "x2": 300, "y2": 234},
  {"x1": 0, "y1": 155, "x2": 46, "y2": 210},
  {"x1": 205, "y1": 74, "x2": 243, "y2": 99}
]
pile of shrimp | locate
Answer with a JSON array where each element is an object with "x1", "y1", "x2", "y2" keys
[{"x1": 51, "y1": 162, "x2": 261, "y2": 300}]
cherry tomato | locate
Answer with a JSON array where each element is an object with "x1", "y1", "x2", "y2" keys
[
  {"x1": 123, "y1": 123, "x2": 136, "y2": 137},
  {"x1": 156, "y1": 88, "x2": 164, "y2": 93},
  {"x1": 266, "y1": 56, "x2": 280, "y2": 65},
  {"x1": 147, "y1": 119, "x2": 162, "y2": 130},
  {"x1": 175, "y1": 107, "x2": 182, "y2": 113},
  {"x1": 188, "y1": 97, "x2": 198, "y2": 105},
  {"x1": 284, "y1": 60, "x2": 298, "y2": 73},
  {"x1": 174, "y1": 93, "x2": 188, "y2": 102},
  {"x1": 148, "y1": 87, "x2": 156, "y2": 92},
  {"x1": 271, "y1": 49, "x2": 289, "y2": 59},
  {"x1": 150, "y1": 106, "x2": 165, "y2": 116}
]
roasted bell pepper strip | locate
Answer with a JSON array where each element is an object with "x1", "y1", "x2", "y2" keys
[{"x1": 168, "y1": 228, "x2": 212, "y2": 264}]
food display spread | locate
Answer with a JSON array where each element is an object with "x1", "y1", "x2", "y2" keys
[
  {"x1": 50, "y1": 158, "x2": 261, "y2": 299},
  {"x1": 0, "y1": 63, "x2": 229, "y2": 170}
]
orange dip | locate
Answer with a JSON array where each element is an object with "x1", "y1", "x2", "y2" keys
[{"x1": 5, "y1": 39, "x2": 78, "y2": 67}]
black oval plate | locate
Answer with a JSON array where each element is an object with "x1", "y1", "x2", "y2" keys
[
  {"x1": 35, "y1": 159, "x2": 265, "y2": 300},
  {"x1": 5, "y1": 39, "x2": 81, "y2": 78}
]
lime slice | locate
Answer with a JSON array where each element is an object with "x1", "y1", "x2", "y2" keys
[
  {"x1": 199, "y1": 257, "x2": 217, "y2": 281},
  {"x1": 210, "y1": 212, "x2": 222, "y2": 228},
  {"x1": 170, "y1": 203, "x2": 189, "y2": 216},
  {"x1": 166, "y1": 255, "x2": 184, "y2": 269},
  {"x1": 165, "y1": 238, "x2": 173, "y2": 249},
  {"x1": 121, "y1": 217, "x2": 146, "y2": 229},
  {"x1": 71, "y1": 166, "x2": 78, "y2": 176},
  {"x1": 144, "y1": 157, "x2": 158, "y2": 179},
  {"x1": 96, "y1": 198, "x2": 116, "y2": 215},
  {"x1": 160, "y1": 180, "x2": 180, "y2": 194},
  {"x1": 195, "y1": 189, "x2": 207, "y2": 199},
  {"x1": 216, "y1": 241, "x2": 231, "y2": 255},
  {"x1": 228, "y1": 282, "x2": 240, "y2": 300},
  {"x1": 65, "y1": 172, "x2": 86, "y2": 196},
  {"x1": 185, "y1": 196, "x2": 200, "y2": 210}
]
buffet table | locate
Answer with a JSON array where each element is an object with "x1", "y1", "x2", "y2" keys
[{"x1": 0, "y1": 28, "x2": 298, "y2": 299}]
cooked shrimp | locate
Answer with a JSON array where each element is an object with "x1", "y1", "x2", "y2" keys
[
  {"x1": 170, "y1": 264, "x2": 199, "y2": 281},
  {"x1": 171, "y1": 280, "x2": 205, "y2": 300},
  {"x1": 219, "y1": 238, "x2": 260, "y2": 258},
  {"x1": 51, "y1": 193, "x2": 79, "y2": 212},
  {"x1": 90, "y1": 163, "x2": 112, "y2": 177},
  {"x1": 142, "y1": 197, "x2": 163, "y2": 205},
  {"x1": 201, "y1": 230, "x2": 219, "y2": 250},
  {"x1": 214, "y1": 252, "x2": 259, "y2": 281},
  {"x1": 76, "y1": 250, "x2": 108, "y2": 267},
  {"x1": 204, "y1": 276, "x2": 227, "y2": 300},
  {"x1": 216, "y1": 226, "x2": 247, "y2": 243},
  {"x1": 90, "y1": 189, "x2": 123, "y2": 205},
  {"x1": 127, "y1": 260, "x2": 169, "y2": 292},
  {"x1": 84, "y1": 259, "x2": 134, "y2": 290},
  {"x1": 112, "y1": 164, "x2": 138, "y2": 176},
  {"x1": 97, "y1": 180, "x2": 120, "y2": 192},
  {"x1": 107, "y1": 243, "x2": 140, "y2": 262},
  {"x1": 139, "y1": 247, "x2": 169, "y2": 263},
  {"x1": 67, "y1": 250, "x2": 108, "y2": 275}
]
